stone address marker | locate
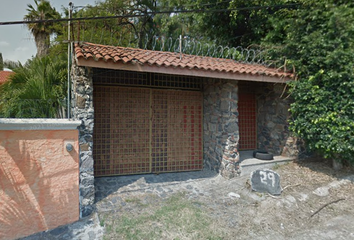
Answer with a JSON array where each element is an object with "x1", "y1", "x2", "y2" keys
[{"x1": 250, "y1": 169, "x2": 282, "y2": 195}]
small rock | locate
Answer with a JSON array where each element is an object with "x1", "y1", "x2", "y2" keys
[
  {"x1": 228, "y1": 192, "x2": 241, "y2": 199},
  {"x1": 333, "y1": 159, "x2": 343, "y2": 170},
  {"x1": 88, "y1": 231, "x2": 96, "y2": 240},
  {"x1": 298, "y1": 193, "x2": 309, "y2": 202},
  {"x1": 313, "y1": 187, "x2": 329, "y2": 197},
  {"x1": 250, "y1": 169, "x2": 282, "y2": 195}
]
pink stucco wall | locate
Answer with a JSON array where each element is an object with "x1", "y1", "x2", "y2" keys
[{"x1": 0, "y1": 130, "x2": 79, "y2": 240}]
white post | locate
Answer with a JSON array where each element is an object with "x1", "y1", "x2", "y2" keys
[{"x1": 179, "y1": 34, "x2": 182, "y2": 59}]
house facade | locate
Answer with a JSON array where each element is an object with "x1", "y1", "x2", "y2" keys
[{"x1": 71, "y1": 42, "x2": 294, "y2": 216}]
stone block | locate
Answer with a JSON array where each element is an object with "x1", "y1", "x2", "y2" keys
[
  {"x1": 76, "y1": 96, "x2": 86, "y2": 109},
  {"x1": 81, "y1": 206, "x2": 94, "y2": 218},
  {"x1": 221, "y1": 90, "x2": 231, "y2": 99},
  {"x1": 80, "y1": 173, "x2": 94, "y2": 187},
  {"x1": 80, "y1": 185, "x2": 95, "y2": 200},
  {"x1": 210, "y1": 115, "x2": 219, "y2": 123},
  {"x1": 208, "y1": 123, "x2": 217, "y2": 132},
  {"x1": 80, "y1": 155, "x2": 94, "y2": 172},
  {"x1": 220, "y1": 99, "x2": 229, "y2": 112},
  {"x1": 225, "y1": 120, "x2": 238, "y2": 133},
  {"x1": 250, "y1": 169, "x2": 282, "y2": 195},
  {"x1": 80, "y1": 143, "x2": 90, "y2": 151}
]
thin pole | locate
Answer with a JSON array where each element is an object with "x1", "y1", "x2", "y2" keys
[
  {"x1": 179, "y1": 35, "x2": 182, "y2": 60},
  {"x1": 67, "y1": 2, "x2": 73, "y2": 119}
]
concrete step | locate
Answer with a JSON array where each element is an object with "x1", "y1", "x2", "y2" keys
[{"x1": 239, "y1": 151, "x2": 294, "y2": 176}]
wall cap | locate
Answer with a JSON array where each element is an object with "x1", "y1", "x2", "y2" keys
[{"x1": 0, "y1": 119, "x2": 82, "y2": 130}]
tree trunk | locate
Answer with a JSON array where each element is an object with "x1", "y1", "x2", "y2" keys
[
  {"x1": 34, "y1": 32, "x2": 50, "y2": 57},
  {"x1": 0, "y1": 53, "x2": 3, "y2": 70}
]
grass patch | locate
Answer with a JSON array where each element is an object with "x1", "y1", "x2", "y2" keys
[
  {"x1": 104, "y1": 193, "x2": 226, "y2": 240},
  {"x1": 272, "y1": 163, "x2": 280, "y2": 170}
]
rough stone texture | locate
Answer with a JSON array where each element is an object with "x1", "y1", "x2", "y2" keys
[
  {"x1": 21, "y1": 213, "x2": 104, "y2": 240},
  {"x1": 76, "y1": 95, "x2": 86, "y2": 109},
  {"x1": 250, "y1": 169, "x2": 282, "y2": 195},
  {"x1": 0, "y1": 130, "x2": 79, "y2": 240},
  {"x1": 203, "y1": 79, "x2": 240, "y2": 178},
  {"x1": 71, "y1": 63, "x2": 95, "y2": 217},
  {"x1": 282, "y1": 136, "x2": 300, "y2": 158},
  {"x1": 256, "y1": 83, "x2": 293, "y2": 155}
]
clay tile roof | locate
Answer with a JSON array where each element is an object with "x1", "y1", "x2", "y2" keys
[
  {"x1": 0, "y1": 71, "x2": 14, "y2": 84},
  {"x1": 74, "y1": 42, "x2": 294, "y2": 80}
]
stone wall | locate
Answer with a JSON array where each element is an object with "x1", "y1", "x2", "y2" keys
[
  {"x1": 71, "y1": 64, "x2": 95, "y2": 217},
  {"x1": 203, "y1": 79, "x2": 240, "y2": 178},
  {"x1": 256, "y1": 83, "x2": 292, "y2": 155}
]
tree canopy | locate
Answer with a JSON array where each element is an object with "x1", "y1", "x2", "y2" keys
[
  {"x1": 0, "y1": 55, "x2": 67, "y2": 118},
  {"x1": 271, "y1": 1, "x2": 354, "y2": 161},
  {"x1": 5, "y1": 0, "x2": 354, "y2": 161},
  {"x1": 24, "y1": 0, "x2": 61, "y2": 57}
]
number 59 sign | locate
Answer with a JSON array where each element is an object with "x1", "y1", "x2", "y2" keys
[{"x1": 250, "y1": 169, "x2": 282, "y2": 195}]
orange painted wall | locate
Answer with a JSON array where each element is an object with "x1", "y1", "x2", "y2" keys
[{"x1": 0, "y1": 130, "x2": 79, "y2": 240}]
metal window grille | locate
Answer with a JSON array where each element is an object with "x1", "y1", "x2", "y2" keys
[
  {"x1": 93, "y1": 69, "x2": 202, "y2": 90},
  {"x1": 93, "y1": 84, "x2": 203, "y2": 177},
  {"x1": 238, "y1": 83, "x2": 257, "y2": 150}
]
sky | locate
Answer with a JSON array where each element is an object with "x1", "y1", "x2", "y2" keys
[{"x1": 0, "y1": 0, "x2": 98, "y2": 65}]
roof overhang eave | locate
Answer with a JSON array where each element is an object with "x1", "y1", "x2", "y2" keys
[{"x1": 75, "y1": 58, "x2": 293, "y2": 83}]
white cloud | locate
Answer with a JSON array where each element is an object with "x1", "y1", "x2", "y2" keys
[
  {"x1": 15, "y1": 46, "x2": 29, "y2": 52},
  {"x1": 0, "y1": 41, "x2": 10, "y2": 47}
]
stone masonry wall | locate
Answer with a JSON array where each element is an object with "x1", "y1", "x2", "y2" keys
[
  {"x1": 256, "y1": 83, "x2": 292, "y2": 155},
  {"x1": 203, "y1": 79, "x2": 240, "y2": 179},
  {"x1": 71, "y1": 64, "x2": 95, "y2": 217}
]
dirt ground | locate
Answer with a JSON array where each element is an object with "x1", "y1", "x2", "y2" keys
[
  {"x1": 233, "y1": 159, "x2": 354, "y2": 239},
  {"x1": 99, "y1": 159, "x2": 354, "y2": 239}
]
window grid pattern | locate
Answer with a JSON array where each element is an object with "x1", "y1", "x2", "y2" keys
[
  {"x1": 93, "y1": 85, "x2": 203, "y2": 177},
  {"x1": 238, "y1": 84, "x2": 257, "y2": 150},
  {"x1": 93, "y1": 69, "x2": 202, "y2": 90},
  {"x1": 152, "y1": 90, "x2": 203, "y2": 173},
  {"x1": 94, "y1": 86, "x2": 151, "y2": 176}
]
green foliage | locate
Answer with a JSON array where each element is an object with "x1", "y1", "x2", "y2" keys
[
  {"x1": 156, "y1": 0, "x2": 237, "y2": 46},
  {"x1": 60, "y1": 0, "x2": 158, "y2": 48},
  {"x1": 107, "y1": 193, "x2": 226, "y2": 239},
  {"x1": 24, "y1": 0, "x2": 60, "y2": 35},
  {"x1": 18, "y1": 0, "x2": 353, "y2": 160},
  {"x1": 0, "y1": 53, "x2": 3, "y2": 71},
  {"x1": 154, "y1": 0, "x2": 354, "y2": 161},
  {"x1": 24, "y1": 0, "x2": 61, "y2": 57},
  {"x1": 263, "y1": 1, "x2": 354, "y2": 161},
  {"x1": 0, "y1": 55, "x2": 67, "y2": 118}
]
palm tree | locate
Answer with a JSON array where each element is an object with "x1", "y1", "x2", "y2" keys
[
  {"x1": 0, "y1": 55, "x2": 67, "y2": 118},
  {"x1": 0, "y1": 53, "x2": 3, "y2": 71},
  {"x1": 24, "y1": 0, "x2": 60, "y2": 57}
]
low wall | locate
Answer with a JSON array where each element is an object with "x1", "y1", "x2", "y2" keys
[{"x1": 0, "y1": 119, "x2": 81, "y2": 240}]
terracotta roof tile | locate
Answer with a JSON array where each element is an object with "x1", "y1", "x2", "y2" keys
[
  {"x1": 0, "y1": 71, "x2": 14, "y2": 84},
  {"x1": 74, "y1": 42, "x2": 294, "y2": 79}
]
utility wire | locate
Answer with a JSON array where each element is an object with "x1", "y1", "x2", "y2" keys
[
  {"x1": 0, "y1": 3, "x2": 299, "y2": 26},
  {"x1": 79, "y1": 0, "x2": 233, "y2": 11}
]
